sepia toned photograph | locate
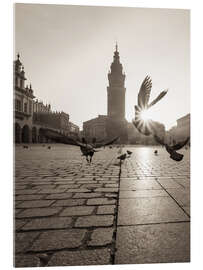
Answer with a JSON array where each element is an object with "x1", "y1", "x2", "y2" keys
[{"x1": 14, "y1": 3, "x2": 190, "y2": 268}]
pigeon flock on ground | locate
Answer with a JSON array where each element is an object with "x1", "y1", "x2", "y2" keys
[{"x1": 35, "y1": 75, "x2": 189, "y2": 163}]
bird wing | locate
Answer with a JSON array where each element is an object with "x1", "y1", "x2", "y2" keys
[
  {"x1": 153, "y1": 134, "x2": 166, "y2": 146},
  {"x1": 171, "y1": 137, "x2": 190, "y2": 151},
  {"x1": 165, "y1": 145, "x2": 174, "y2": 155},
  {"x1": 42, "y1": 129, "x2": 79, "y2": 146},
  {"x1": 133, "y1": 118, "x2": 153, "y2": 136},
  {"x1": 137, "y1": 76, "x2": 152, "y2": 109},
  {"x1": 148, "y1": 90, "x2": 168, "y2": 109},
  {"x1": 93, "y1": 137, "x2": 119, "y2": 148}
]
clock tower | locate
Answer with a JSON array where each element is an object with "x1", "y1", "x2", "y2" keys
[
  {"x1": 107, "y1": 44, "x2": 126, "y2": 119},
  {"x1": 106, "y1": 45, "x2": 128, "y2": 143}
]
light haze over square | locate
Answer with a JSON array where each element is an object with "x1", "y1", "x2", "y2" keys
[{"x1": 15, "y1": 4, "x2": 190, "y2": 130}]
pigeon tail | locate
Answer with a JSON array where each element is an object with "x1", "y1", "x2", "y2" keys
[{"x1": 170, "y1": 151, "x2": 183, "y2": 161}]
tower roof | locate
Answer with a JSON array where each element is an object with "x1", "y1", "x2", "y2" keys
[{"x1": 113, "y1": 43, "x2": 120, "y2": 62}]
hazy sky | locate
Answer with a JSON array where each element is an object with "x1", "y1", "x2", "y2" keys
[{"x1": 15, "y1": 4, "x2": 190, "y2": 130}]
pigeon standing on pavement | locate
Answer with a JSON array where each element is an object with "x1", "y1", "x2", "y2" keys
[
  {"x1": 117, "y1": 153, "x2": 127, "y2": 161},
  {"x1": 154, "y1": 135, "x2": 190, "y2": 161},
  {"x1": 154, "y1": 150, "x2": 158, "y2": 155},
  {"x1": 23, "y1": 145, "x2": 28, "y2": 149},
  {"x1": 127, "y1": 150, "x2": 132, "y2": 155}
]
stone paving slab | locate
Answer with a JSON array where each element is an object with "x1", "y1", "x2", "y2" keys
[
  {"x1": 47, "y1": 248, "x2": 111, "y2": 266},
  {"x1": 73, "y1": 192, "x2": 103, "y2": 198},
  {"x1": 75, "y1": 215, "x2": 114, "y2": 227},
  {"x1": 59, "y1": 206, "x2": 94, "y2": 216},
  {"x1": 15, "y1": 231, "x2": 39, "y2": 253},
  {"x1": 88, "y1": 227, "x2": 114, "y2": 246},
  {"x1": 120, "y1": 179, "x2": 162, "y2": 190},
  {"x1": 119, "y1": 189, "x2": 168, "y2": 198},
  {"x1": 97, "y1": 205, "x2": 115, "y2": 214},
  {"x1": 87, "y1": 198, "x2": 116, "y2": 205},
  {"x1": 29, "y1": 229, "x2": 87, "y2": 251},
  {"x1": 156, "y1": 178, "x2": 183, "y2": 189},
  {"x1": 15, "y1": 255, "x2": 41, "y2": 268},
  {"x1": 15, "y1": 194, "x2": 45, "y2": 201},
  {"x1": 16, "y1": 207, "x2": 62, "y2": 218},
  {"x1": 15, "y1": 220, "x2": 29, "y2": 231},
  {"x1": 166, "y1": 188, "x2": 190, "y2": 207},
  {"x1": 45, "y1": 193, "x2": 73, "y2": 199},
  {"x1": 115, "y1": 222, "x2": 190, "y2": 264},
  {"x1": 16, "y1": 200, "x2": 55, "y2": 208},
  {"x1": 53, "y1": 199, "x2": 85, "y2": 207},
  {"x1": 173, "y1": 178, "x2": 190, "y2": 188},
  {"x1": 21, "y1": 217, "x2": 72, "y2": 231},
  {"x1": 183, "y1": 206, "x2": 190, "y2": 216},
  {"x1": 118, "y1": 197, "x2": 189, "y2": 225}
]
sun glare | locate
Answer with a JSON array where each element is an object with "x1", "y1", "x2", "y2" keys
[{"x1": 140, "y1": 109, "x2": 151, "y2": 121}]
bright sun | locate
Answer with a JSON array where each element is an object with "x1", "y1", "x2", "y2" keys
[{"x1": 140, "y1": 109, "x2": 151, "y2": 121}]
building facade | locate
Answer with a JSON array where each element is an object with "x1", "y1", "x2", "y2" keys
[
  {"x1": 83, "y1": 115, "x2": 108, "y2": 141},
  {"x1": 14, "y1": 54, "x2": 35, "y2": 143},
  {"x1": 167, "y1": 114, "x2": 190, "y2": 143},
  {"x1": 14, "y1": 54, "x2": 79, "y2": 143}
]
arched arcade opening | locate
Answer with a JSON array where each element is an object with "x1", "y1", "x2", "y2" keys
[
  {"x1": 22, "y1": 125, "x2": 30, "y2": 143},
  {"x1": 15, "y1": 123, "x2": 21, "y2": 143}
]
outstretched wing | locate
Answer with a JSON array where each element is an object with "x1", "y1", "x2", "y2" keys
[
  {"x1": 93, "y1": 137, "x2": 119, "y2": 148},
  {"x1": 154, "y1": 134, "x2": 166, "y2": 146},
  {"x1": 138, "y1": 76, "x2": 152, "y2": 109},
  {"x1": 132, "y1": 119, "x2": 151, "y2": 136},
  {"x1": 148, "y1": 89, "x2": 168, "y2": 109},
  {"x1": 42, "y1": 128, "x2": 80, "y2": 146},
  {"x1": 171, "y1": 137, "x2": 190, "y2": 151}
]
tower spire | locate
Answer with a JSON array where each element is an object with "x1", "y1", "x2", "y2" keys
[{"x1": 115, "y1": 42, "x2": 118, "y2": 52}]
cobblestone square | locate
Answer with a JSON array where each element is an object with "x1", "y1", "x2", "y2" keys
[{"x1": 14, "y1": 144, "x2": 190, "y2": 267}]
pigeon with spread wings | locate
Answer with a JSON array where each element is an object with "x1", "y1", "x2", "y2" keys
[
  {"x1": 77, "y1": 137, "x2": 119, "y2": 163},
  {"x1": 154, "y1": 134, "x2": 190, "y2": 161},
  {"x1": 42, "y1": 129, "x2": 118, "y2": 163},
  {"x1": 133, "y1": 76, "x2": 168, "y2": 136}
]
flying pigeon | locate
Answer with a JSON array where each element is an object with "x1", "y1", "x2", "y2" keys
[
  {"x1": 133, "y1": 76, "x2": 168, "y2": 136},
  {"x1": 154, "y1": 134, "x2": 190, "y2": 161},
  {"x1": 78, "y1": 137, "x2": 119, "y2": 163},
  {"x1": 42, "y1": 129, "x2": 118, "y2": 163}
]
